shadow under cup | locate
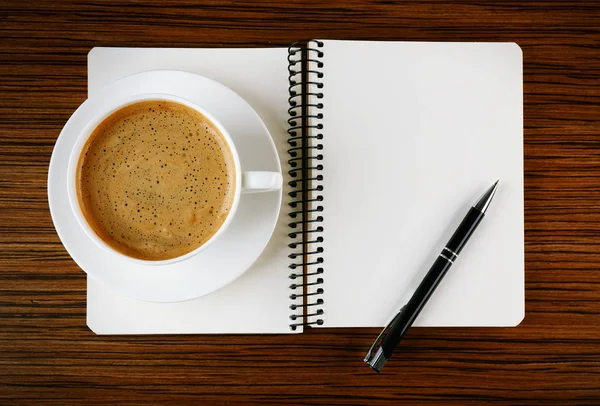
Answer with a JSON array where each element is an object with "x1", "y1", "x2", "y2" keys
[{"x1": 68, "y1": 95, "x2": 244, "y2": 266}]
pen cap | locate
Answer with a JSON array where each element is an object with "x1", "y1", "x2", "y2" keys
[{"x1": 364, "y1": 347, "x2": 387, "y2": 372}]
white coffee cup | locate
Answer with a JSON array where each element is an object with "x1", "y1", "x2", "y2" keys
[{"x1": 66, "y1": 93, "x2": 282, "y2": 266}]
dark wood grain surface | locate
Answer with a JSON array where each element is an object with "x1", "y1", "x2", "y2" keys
[{"x1": 1, "y1": 0, "x2": 600, "y2": 404}]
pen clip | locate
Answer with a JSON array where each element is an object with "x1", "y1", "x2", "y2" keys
[{"x1": 364, "y1": 305, "x2": 406, "y2": 370}]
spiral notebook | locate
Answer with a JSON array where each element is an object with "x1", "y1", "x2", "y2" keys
[{"x1": 87, "y1": 40, "x2": 524, "y2": 334}]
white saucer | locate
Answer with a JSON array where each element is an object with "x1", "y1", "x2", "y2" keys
[{"x1": 48, "y1": 70, "x2": 282, "y2": 303}]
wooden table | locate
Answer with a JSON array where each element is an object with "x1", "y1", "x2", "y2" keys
[{"x1": 1, "y1": 1, "x2": 599, "y2": 404}]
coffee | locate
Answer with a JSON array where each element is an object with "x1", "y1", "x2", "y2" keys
[{"x1": 76, "y1": 100, "x2": 236, "y2": 261}]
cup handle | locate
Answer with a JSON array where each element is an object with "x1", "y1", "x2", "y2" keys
[{"x1": 242, "y1": 171, "x2": 283, "y2": 194}]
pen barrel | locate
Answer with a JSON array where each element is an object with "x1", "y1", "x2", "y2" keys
[
  {"x1": 381, "y1": 255, "x2": 452, "y2": 357},
  {"x1": 379, "y1": 207, "x2": 485, "y2": 358},
  {"x1": 445, "y1": 207, "x2": 485, "y2": 255}
]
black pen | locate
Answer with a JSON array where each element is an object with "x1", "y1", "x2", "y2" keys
[{"x1": 364, "y1": 181, "x2": 499, "y2": 372}]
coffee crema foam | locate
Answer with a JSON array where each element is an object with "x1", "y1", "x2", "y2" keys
[{"x1": 77, "y1": 100, "x2": 236, "y2": 261}]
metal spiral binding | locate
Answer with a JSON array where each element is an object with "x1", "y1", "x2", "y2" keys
[{"x1": 287, "y1": 40, "x2": 325, "y2": 331}]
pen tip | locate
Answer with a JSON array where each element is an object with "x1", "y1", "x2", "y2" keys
[{"x1": 474, "y1": 181, "x2": 499, "y2": 213}]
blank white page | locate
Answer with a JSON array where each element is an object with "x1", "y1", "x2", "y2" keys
[
  {"x1": 310, "y1": 41, "x2": 524, "y2": 327},
  {"x1": 87, "y1": 47, "x2": 299, "y2": 334}
]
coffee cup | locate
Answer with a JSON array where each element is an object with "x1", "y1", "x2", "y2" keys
[{"x1": 66, "y1": 93, "x2": 282, "y2": 266}]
